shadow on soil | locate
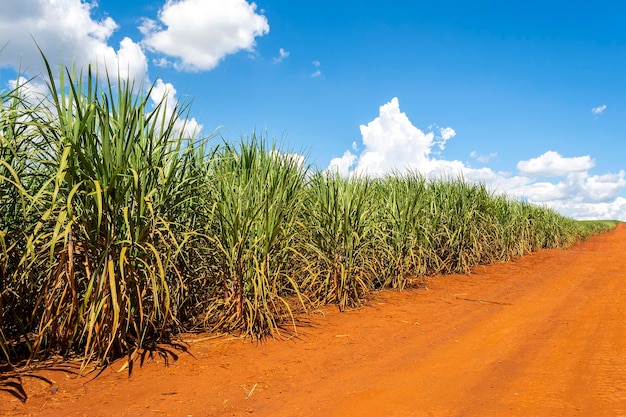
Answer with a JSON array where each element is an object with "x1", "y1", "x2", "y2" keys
[
  {"x1": 0, "y1": 365, "x2": 55, "y2": 403},
  {"x1": 0, "y1": 341, "x2": 191, "y2": 403}
]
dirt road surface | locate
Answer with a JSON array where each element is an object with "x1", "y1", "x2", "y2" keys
[{"x1": 3, "y1": 224, "x2": 626, "y2": 416}]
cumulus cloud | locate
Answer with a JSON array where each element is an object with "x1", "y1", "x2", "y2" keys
[
  {"x1": 551, "y1": 197, "x2": 626, "y2": 221},
  {"x1": 140, "y1": 0, "x2": 269, "y2": 71},
  {"x1": 591, "y1": 104, "x2": 607, "y2": 115},
  {"x1": 328, "y1": 150, "x2": 358, "y2": 177},
  {"x1": 150, "y1": 79, "x2": 203, "y2": 138},
  {"x1": 1, "y1": 0, "x2": 209, "y2": 150},
  {"x1": 517, "y1": 151, "x2": 595, "y2": 177},
  {"x1": 329, "y1": 97, "x2": 626, "y2": 221},
  {"x1": 0, "y1": 0, "x2": 148, "y2": 81},
  {"x1": 490, "y1": 167, "x2": 626, "y2": 218},
  {"x1": 328, "y1": 97, "x2": 458, "y2": 177},
  {"x1": 510, "y1": 170, "x2": 626, "y2": 219},
  {"x1": 575, "y1": 171, "x2": 626, "y2": 203},
  {"x1": 484, "y1": 167, "x2": 626, "y2": 220}
]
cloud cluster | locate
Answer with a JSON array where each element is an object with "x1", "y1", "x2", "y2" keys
[
  {"x1": 1, "y1": 0, "x2": 270, "y2": 139},
  {"x1": 140, "y1": 0, "x2": 269, "y2": 71},
  {"x1": 329, "y1": 98, "x2": 626, "y2": 221},
  {"x1": 0, "y1": 0, "x2": 148, "y2": 81},
  {"x1": 1, "y1": 0, "x2": 269, "y2": 78}
]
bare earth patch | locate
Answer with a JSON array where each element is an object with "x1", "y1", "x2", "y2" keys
[{"x1": 3, "y1": 224, "x2": 626, "y2": 416}]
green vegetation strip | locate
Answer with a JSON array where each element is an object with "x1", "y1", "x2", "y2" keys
[{"x1": 0, "y1": 54, "x2": 619, "y2": 368}]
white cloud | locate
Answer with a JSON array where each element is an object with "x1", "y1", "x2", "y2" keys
[
  {"x1": 328, "y1": 150, "x2": 358, "y2": 176},
  {"x1": 140, "y1": 0, "x2": 269, "y2": 72},
  {"x1": 577, "y1": 171, "x2": 626, "y2": 203},
  {"x1": 150, "y1": 79, "x2": 203, "y2": 138},
  {"x1": 269, "y1": 149, "x2": 306, "y2": 168},
  {"x1": 8, "y1": 76, "x2": 48, "y2": 101},
  {"x1": 551, "y1": 197, "x2": 626, "y2": 221},
  {"x1": 513, "y1": 180, "x2": 570, "y2": 203},
  {"x1": 591, "y1": 104, "x2": 607, "y2": 115},
  {"x1": 470, "y1": 151, "x2": 498, "y2": 164},
  {"x1": 3, "y1": 77, "x2": 50, "y2": 128},
  {"x1": 274, "y1": 48, "x2": 290, "y2": 63},
  {"x1": 329, "y1": 97, "x2": 626, "y2": 221},
  {"x1": 0, "y1": 0, "x2": 148, "y2": 81},
  {"x1": 493, "y1": 169, "x2": 626, "y2": 219},
  {"x1": 439, "y1": 127, "x2": 456, "y2": 141},
  {"x1": 311, "y1": 60, "x2": 322, "y2": 77},
  {"x1": 333, "y1": 97, "x2": 460, "y2": 177},
  {"x1": 517, "y1": 151, "x2": 595, "y2": 177}
]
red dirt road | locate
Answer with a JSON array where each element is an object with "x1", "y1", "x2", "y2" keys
[{"x1": 3, "y1": 224, "x2": 626, "y2": 416}]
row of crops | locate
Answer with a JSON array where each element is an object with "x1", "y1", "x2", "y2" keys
[{"x1": 0, "y1": 57, "x2": 617, "y2": 368}]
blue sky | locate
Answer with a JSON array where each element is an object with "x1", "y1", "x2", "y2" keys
[{"x1": 2, "y1": 0, "x2": 625, "y2": 220}]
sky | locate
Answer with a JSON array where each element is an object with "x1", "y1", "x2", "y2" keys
[{"x1": 1, "y1": 0, "x2": 625, "y2": 220}]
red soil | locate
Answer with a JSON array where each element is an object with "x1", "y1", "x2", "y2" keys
[{"x1": 3, "y1": 224, "x2": 626, "y2": 416}]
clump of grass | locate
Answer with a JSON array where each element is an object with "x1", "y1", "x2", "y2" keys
[
  {"x1": 0, "y1": 53, "x2": 211, "y2": 367},
  {"x1": 370, "y1": 173, "x2": 430, "y2": 289},
  {"x1": 300, "y1": 172, "x2": 377, "y2": 310},
  {"x1": 204, "y1": 137, "x2": 307, "y2": 337}
]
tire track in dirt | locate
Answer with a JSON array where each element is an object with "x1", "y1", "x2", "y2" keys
[{"x1": 3, "y1": 224, "x2": 626, "y2": 416}]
